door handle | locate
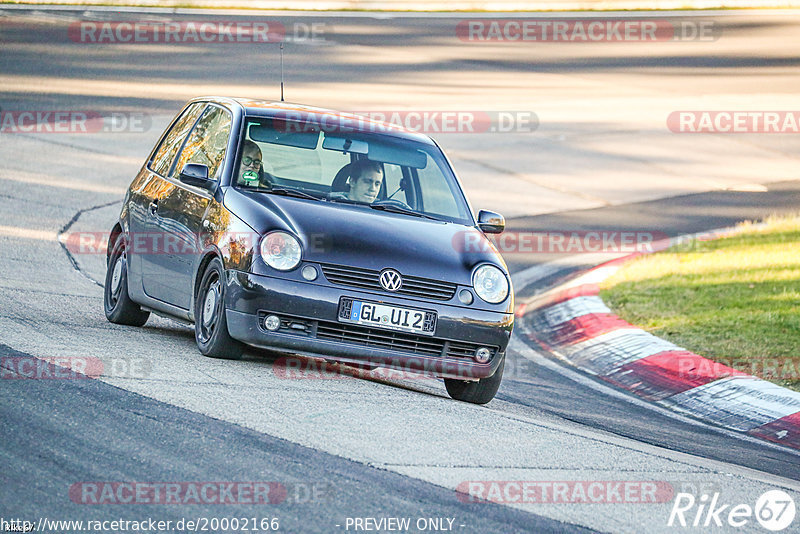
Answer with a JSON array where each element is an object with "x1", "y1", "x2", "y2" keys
[{"x1": 148, "y1": 200, "x2": 158, "y2": 216}]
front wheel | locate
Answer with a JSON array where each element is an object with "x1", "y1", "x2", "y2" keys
[
  {"x1": 104, "y1": 234, "x2": 150, "y2": 327},
  {"x1": 444, "y1": 356, "x2": 505, "y2": 405},
  {"x1": 194, "y1": 258, "x2": 244, "y2": 360}
]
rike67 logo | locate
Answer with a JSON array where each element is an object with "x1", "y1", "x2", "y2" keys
[{"x1": 668, "y1": 490, "x2": 795, "y2": 531}]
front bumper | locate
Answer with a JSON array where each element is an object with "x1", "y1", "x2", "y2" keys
[{"x1": 224, "y1": 270, "x2": 513, "y2": 380}]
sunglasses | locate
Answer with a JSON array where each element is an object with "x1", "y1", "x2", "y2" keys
[{"x1": 242, "y1": 156, "x2": 262, "y2": 167}]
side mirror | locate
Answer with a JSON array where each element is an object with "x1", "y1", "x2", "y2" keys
[
  {"x1": 179, "y1": 163, "x2": 213, "y2": 190},
  {"x1": 477, "y1": 209, "x2": 505, "y2": 234}
]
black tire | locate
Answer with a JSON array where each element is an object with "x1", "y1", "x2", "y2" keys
[
  {"x1": 444, "y1": 355, "x2": 505, "y2": 405},
  {"x1": 104, "y1": 234, "x2": 150, "y2": 327},
  {"x1": 194, "y1": 258, "x2": 244, "y2": 360}
]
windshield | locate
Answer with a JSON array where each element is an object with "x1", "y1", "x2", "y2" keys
[{"x1": 233, "y1": 116, "x2": 474, "y2": 225}]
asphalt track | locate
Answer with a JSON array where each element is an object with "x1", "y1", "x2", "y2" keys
[
  {"x1": 2, "y1": 7, "x2": 800, "y2": 534},
  {"x1": 2, "y1": 343, "x2": 575, "y2": 534}
]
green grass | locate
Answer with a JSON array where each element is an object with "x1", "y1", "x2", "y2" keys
[{"x1": 600, "y1": 214, "x2": 800, "y2": 391}]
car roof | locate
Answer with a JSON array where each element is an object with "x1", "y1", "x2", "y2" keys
[{"x1": 193, "y1": 96, "x2": 437, "y2": 146}]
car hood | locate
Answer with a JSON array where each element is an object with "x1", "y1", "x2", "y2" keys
[{"x1": 225, "y1": 189, "x2": 506, "y2": 285}]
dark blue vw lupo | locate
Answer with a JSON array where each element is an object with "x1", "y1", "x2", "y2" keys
[{"x1": 104, "y1": 97, "x2": 513, "y2": 403}]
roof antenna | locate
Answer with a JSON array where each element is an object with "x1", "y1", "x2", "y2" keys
[{"x1": 280, "y1": 43, "x2": 285, "y2": 102}]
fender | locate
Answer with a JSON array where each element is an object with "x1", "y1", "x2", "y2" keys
[{"x1": 190, "y1": 245, "x2": 225, "y2": 323}]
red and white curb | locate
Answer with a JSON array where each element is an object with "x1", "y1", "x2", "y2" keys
[{"x1": 513, "y1": 228, "x2": 800, "y2": 451}]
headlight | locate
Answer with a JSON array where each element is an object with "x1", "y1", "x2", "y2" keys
[
  {"x1": 472, "y1": 264, "x2": 509, "y2": 304},
  {"x1": 260, "y1": 231, "x2": 301, "y2": 271}
]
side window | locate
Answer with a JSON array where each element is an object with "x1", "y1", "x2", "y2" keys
[
  {"x1": 171, "y1": 105, "x2": 232, "y2": 181},
  {"x1": 149, "y1": 103, "x2": 205, "y2": 176},
  {"x1": 382, "y1": 163, "x2": 409, "y2": 204}
]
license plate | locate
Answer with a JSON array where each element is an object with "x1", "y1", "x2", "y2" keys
[{"x1": 339, "y1": 298, "x2": 436, "y2": 335}]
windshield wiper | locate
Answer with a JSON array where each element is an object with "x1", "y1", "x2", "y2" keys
[
  {"x1": 369, "y1": 203, "x2": 439, "y2": 220},
  {"x1": 328, "y1": 196, "x2": 360, "y2": 204},
  {"x1": 265, "y1": 187, "x2": 323, "y2": 201}
]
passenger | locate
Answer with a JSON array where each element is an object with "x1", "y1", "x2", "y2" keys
[
  {"x1": 347, "y1": 159, "x2": 383, "y2": 203},
  {"x1": 238, "y1": 140, "x2": 270, "y2": 187}
]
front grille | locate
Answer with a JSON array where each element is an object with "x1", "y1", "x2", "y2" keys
[
  {"x1": 257, "y1": 311, "x2": 497, "y2": 361},
  {"x1": 320, "y1": 263, "x2": 457, "y2": 301},
  {"x1": 317, "y1": 321, "x2": 444, "y2": 356}
]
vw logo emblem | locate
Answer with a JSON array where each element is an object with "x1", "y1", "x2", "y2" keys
[{"x1": 379, "y1": 269, "x2": 403, "y2": 292}]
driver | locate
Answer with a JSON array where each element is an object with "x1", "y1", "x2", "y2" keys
[
  {"x1": 347, "y1": 159, "x2": 383, "y2": 203},
  {"x1": 238, "y1": 140, "x2": 271, "y2": 187}
]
